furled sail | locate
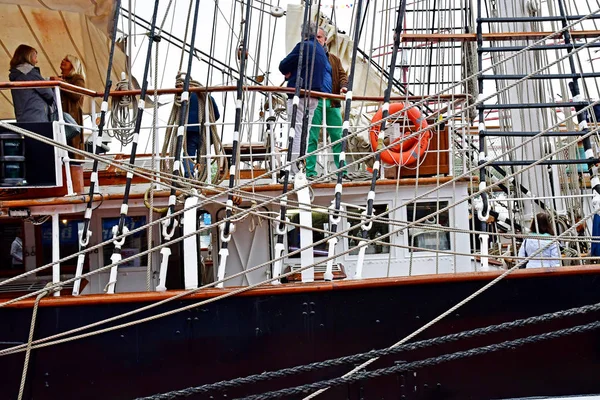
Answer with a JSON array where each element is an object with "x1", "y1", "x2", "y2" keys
[{"x1": 0, "y1": 0, "x2": 127, "y2": 119}]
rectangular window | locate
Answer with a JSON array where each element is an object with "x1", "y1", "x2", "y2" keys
[
  {"x1": 38, "y1": 217, "x2": 88, "y2": 275},
  {"x1": 101, "y1": 216, "x2": 148, "y2": 267},
  {"x1": 347, "y1": 204, "x2": 390, "y2": 256},
  {"x1": 406, "y1": 201, "x2": 450, "y2": 253},
  {"x1": 0, "y1": 221, "x2": 25, "y2": 276},
  {"x1": 286, "y1": 209, "x2": 329, "y2": 258}
]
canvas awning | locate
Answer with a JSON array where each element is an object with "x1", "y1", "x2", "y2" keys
[{"x1": 0, "y1": 0, "x2": 128, "y2": 119}]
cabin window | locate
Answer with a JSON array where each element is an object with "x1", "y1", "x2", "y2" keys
[
  {"x1": 101, "y1": 216, "x2": 148, "y2": 267},
  {"x1": 286, "y1": 209, "x2": 329, "y2": 258},
  {"x1": 347, "y1": 204, "x2": 390, "y2": 255},
  {"x1": 0, "y1": 220, "x2": 25, "y2": 277},
  {"x1": 406, "y1": 201, "x2": 450, "y2": 253},
  {"x1": 37, "y1": 217, "x2": 88, "y2": 275}
]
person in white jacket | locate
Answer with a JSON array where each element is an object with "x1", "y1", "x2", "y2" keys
[{"x1": 518, "y1": 212, "x2": 561, "y2": 268}]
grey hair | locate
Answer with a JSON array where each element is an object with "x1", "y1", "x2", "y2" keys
[
  {"x1": 301, "y1": 22, "x2": 317, "y2": 39},
  {"x1": 318, "y1": 27, "x2": 327, "y2": 40}
]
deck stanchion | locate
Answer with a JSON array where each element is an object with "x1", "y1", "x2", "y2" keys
[
  {"x1": 324, "y1": 0, "x2": 365, "y2": 280},
  {"x1": 108, "y1": 0, "x2": 161, "y2": 293},
  {"x1": 354, "y1": 0, "x2": 406, "y2": 278},
  {"x1": 72, "y1": 1, "x2": 122, "y2": 295}
]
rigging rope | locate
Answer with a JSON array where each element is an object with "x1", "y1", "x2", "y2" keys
[
  {"x1": 160, "y1": 75, "x2": 227, "y2": 187},
  {"x1": 17, "y1": 284, "x2": 54, "y2": 400},
  {"x1": 107, "y1": 76, "x2": 138, "y2": 146},
  {"x1": 2, "y1": 89, "x2": 600, "y2": 301},
  {"x1": 106, "y1": 0, "x2": 161, "y2": 295},
  {"x1": 1, "y1": 57, "x2": 595, "y2": 292},
  {"x1": 241, "y1": 320, "x2": 600, "y2": 400},
  {"x1": 71, "y1": 0, "x2": 123, "y2": 296},
  {"x1": 135, "y1": 300, "x2": 600, "y2": 399},
  {"x1": 0, "y1": 116, "x2": 599, "y2": 359},
  {"x1": 324, "y1": 0, "x2": 365, "y2": 281},
  {"x1": 1, "y1": 10, "x2": 600, "y2": 356},
  {"x1": 216, "y1": 0, "x2": 254, "y2": 288}
]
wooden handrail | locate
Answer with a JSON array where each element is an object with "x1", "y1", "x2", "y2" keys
[
  {"x1": 0, "y1": 80, "x2": 470, "y2": 103},
  {"x1": 5, "y1": 264, "x2": 600, "y2": 308}
]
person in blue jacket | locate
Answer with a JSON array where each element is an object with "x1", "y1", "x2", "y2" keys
[
  {"x1": 279, "y1": 22, "x2": 328, "y2": 175},
  {"x1": 9, "y1": 44, "x2": 55, "y2": 123},
  {"x1": 184, "y1": 92, "x2": 220, "y2": 178}
]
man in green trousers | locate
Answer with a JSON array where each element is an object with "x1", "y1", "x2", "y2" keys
[{"x1": 306, "y1": 27, "x2": 349, "y2": 180}]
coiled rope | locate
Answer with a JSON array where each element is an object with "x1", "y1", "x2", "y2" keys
[
  {"x1": 160, "y1": 73, "x2": 227, "y2": 186},
  {"x1": 107, "y1": 75, "x2": 138, "y2": 145}
]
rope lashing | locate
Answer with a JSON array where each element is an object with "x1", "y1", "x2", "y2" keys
[{"x1": 108, "y1": 74, "x2": 138, "y2": 146}]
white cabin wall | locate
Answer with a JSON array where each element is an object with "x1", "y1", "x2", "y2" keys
[
  {"x1": 84, "y1": 205, "x2": 161, "y2": 294},
  {"x1": 333, "y1": 182, "x2": 472, "y2": 279}
]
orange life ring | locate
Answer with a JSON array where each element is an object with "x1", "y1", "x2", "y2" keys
[{"x1": 369, "y1": 102, "x2": 431, "y2": 166}]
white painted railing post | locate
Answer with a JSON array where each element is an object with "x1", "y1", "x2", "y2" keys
[
  {"x1": 53, "y1": 86, "x2": 74, "y2": 195},
  {"x1": 296, "y1": 173, "x2": 314, "y2": 283},
  {"x1": 51, "y1": 214, "x2": 60, "y2": 297}
]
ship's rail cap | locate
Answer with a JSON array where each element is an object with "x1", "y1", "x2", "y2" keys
[{"x1": 0, "y1": 80, "x2": 471, "y2": 104}]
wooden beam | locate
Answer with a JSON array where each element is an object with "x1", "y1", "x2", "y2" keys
[{"x1": 6, "y1": 265, "x2": 600, "y2": 308}]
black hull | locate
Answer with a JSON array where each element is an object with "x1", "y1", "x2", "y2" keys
[{"x1": 2, "y1": 268, "x2": 600, "y2": 400}]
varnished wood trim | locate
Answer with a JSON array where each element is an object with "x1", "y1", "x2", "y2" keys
[
  {"x1": 6, "y1": 265, "x2": 600, "y2": 309},
  {"x1": 0, "y1": 176, "x2": 477, "y2": 208},
  {"x1": 0, "y1": 81, "x2": 469, "y2": 103}
]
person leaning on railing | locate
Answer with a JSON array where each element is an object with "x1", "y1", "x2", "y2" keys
[
  {"x1": 50, "y1": 55, "x2": 86, "y2": 159},
  {"x1": 279, "y1": 22, "x2": 328, "y2": 177},
  {"x1": 8, "y1": 44, "x2": 55, "y2": 123},
  {"x1": 306, "y1": 27, "x2": 349, "y2": 181}
]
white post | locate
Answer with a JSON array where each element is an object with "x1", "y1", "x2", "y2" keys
[
  {"x1": 183, "y1": 195, "x2": 199, "y2": 289},
  {"x1": 268, "y1": 93, "x2": 277, "y2": 184},
  {"x1": 53, "y1": 86, "x2": 74, "y2": 195},
  {"x1": 271, "y1": 242, "x2": 285, "y2": 284},
  {"x1": 91, "y1": 99, "x2": 98, "y2": 154},
  {"x1": 205, "y1": 93, "x2": 212, "y2": 184},
  {"x1": 105, "y1": 225, "x2": 128, "y2": 294},
  {"x1": 325, "y1": 201, "x2": 343, "y2": 281},
  {"x1": 216, "y1": 248, "x2": 228, "y2": 288},
  {"x1": 156, "y1": 247, "x2": 171, "y2": 292},
  {"x1": 90, "y1": 101, "x2": 102, "y2": 194},
  {"x1": 215, "y1": 220, "x2": 234, "y2": 288},
  {"x1": 354, "y1": 240, "x2": 368, "y2": 279},
  {"x1": 296, "y1": 173, "x2": 314, "y2": 282},
  {"x1": 479, "y1": 233, "x2": 490, "y2": 271},
  {"x1": 72, "y1": 253, "x2": 85, "y2": 296},
  {"x1": 321, "y1": 97, "x2": 328, "y2": 177},
  {"x1": 51, "y1": 214, "x2": 60, "y2": 297}
]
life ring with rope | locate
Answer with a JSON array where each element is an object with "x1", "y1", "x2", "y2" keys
[{"x1": 369, "y1": 102, "x2": 431, "y2": 166}]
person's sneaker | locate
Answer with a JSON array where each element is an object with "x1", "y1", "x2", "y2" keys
[{"x1": 307, "y1": 174, "x2": 319, "y2": 181}]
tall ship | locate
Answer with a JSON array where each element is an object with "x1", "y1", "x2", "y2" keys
[{"x1": 0, "y1": 0, "x2": 599, "y2": 398}]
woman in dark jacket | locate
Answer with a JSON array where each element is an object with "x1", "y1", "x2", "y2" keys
[
  {"x1": 51, "y1": 55, "x2": 86, "y2": 158},
  {"x1": 8, "y1": 44, "x2": 55, "y2": 123}
]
